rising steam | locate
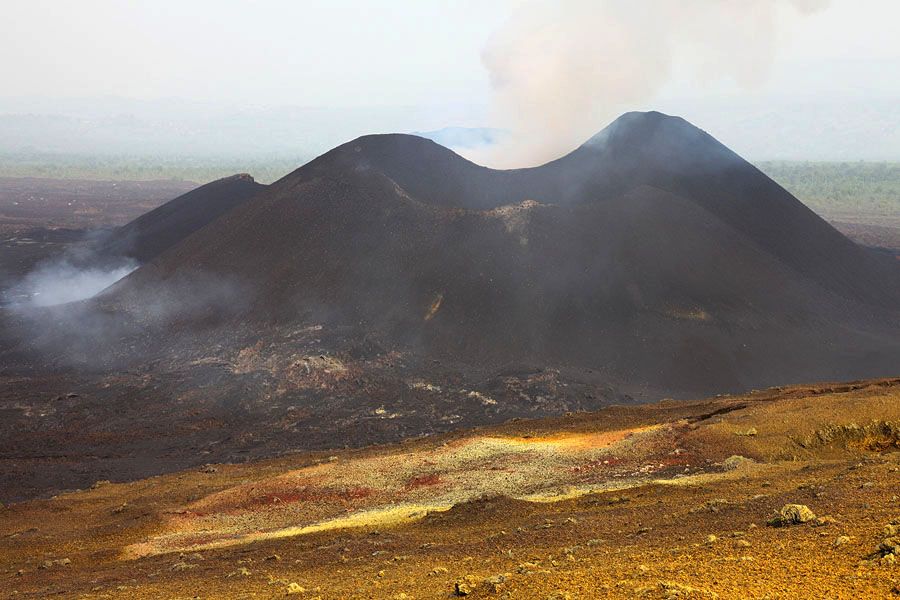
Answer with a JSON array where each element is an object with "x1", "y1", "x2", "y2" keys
[
  {"x1": 12, "y1": 259, "x2": 137, "y2": 307},
  {"x1": 479, "y1": 0, "x2": 830, "y2": 166}
]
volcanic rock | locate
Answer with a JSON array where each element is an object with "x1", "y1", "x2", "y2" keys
[{"x1": 768, "y1": 504, "x2": 816, "y2": 526}]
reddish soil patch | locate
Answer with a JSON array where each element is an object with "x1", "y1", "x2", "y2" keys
[{"x1": 404, "y1": 473, "x2": 443, "y2": 490}]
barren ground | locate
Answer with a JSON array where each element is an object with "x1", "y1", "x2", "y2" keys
[{"x1": 2, "y1": 378, "x2": 898, "y2": 599}]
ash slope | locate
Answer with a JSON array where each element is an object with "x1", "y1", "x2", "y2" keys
[
  {"x1": 94, "y1": 173, "x2": 265, "y2": 264},
  {"x1": 114, "y1": 111, "x2": 900, "y2": 396}
]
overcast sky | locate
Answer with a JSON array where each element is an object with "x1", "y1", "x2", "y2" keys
[{"x1": 2, "y1": 0, "x2": 898, "y2": 162}]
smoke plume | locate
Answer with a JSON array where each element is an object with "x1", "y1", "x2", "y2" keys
[
  {"x1": 479, "y1": 0, "x2": 830, "y2": 166},
  {"x1": 12, "y1": 259, "x2": 137, "y2": 308}
]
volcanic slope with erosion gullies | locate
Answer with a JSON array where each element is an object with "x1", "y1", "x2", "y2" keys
[{"x1": 112, "y1": 111, "x2": 900, "y2": 397}]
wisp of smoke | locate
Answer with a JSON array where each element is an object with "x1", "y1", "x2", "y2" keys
[
  {"x1": 478, "y1": 0, "x2": 830, "y2": 167},
  {"x1": 3, "y1": 266, "x2": 253, "y2": 371},
  {"x1": 12, "y1": 258, "x2": 138, "y2": 307}
]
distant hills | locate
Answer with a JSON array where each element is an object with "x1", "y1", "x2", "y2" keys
[{"x1": 1, "y1": 97, "x2": 897, "y2": 161}]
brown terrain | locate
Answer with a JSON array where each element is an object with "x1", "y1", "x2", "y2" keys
[
  {"x1": 830, "y1": 221, "x2": 900, "y2": 260},
  {"x1": 2, "y1": 378, "x2": 899, "y2": 598}
]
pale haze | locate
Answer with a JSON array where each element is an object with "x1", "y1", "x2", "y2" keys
[{"x1": 2, "y1": 0, "x2": 898, "y2": 164}]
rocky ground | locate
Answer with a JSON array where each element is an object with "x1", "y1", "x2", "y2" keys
[{"x1": 1, "y1": 378, "x2": 898, "y2": 598}]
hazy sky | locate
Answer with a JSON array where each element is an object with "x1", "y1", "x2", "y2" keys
[
  {"x1": 3, "y1": 0, "x2": 509, "y2": 108},
  {"x1": 4, "y1": 0, "x2": 898, "y2": 105},
  {"x1": 2, "y1": 1, "x2": 899, "y2": 162}
]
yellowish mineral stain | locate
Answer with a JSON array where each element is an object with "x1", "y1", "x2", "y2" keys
[{"x1": 424, "y1": 293, "x2": 444, "y2": 321}]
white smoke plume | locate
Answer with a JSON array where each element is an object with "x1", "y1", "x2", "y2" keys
[
  {"x1": 479, "y1": 0, "x2": 831, "y2": 166},
  {"x1": 10, "y1": 258, "x2": 137, "y2": 307}
]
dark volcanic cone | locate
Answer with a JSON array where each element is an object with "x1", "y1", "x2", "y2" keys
[{"x1": 106, "y1": 111, "x2": 900, "y2": 397}]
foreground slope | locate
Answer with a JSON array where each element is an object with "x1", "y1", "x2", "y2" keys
[{"x1": 3, "y1": 378, "x2": 899, "y2": 598}]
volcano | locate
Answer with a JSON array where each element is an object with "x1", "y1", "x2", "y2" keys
[
  {"x1": 108, "y1": 111, "x2": 899, "y2": 396},
  {"x1": 3, "y1": 110, "x2": 900, "y2": 500}
]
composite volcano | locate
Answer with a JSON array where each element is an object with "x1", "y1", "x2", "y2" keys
[
  {"x1": 111, "y1": 111, "x2": 900, "y2": 394},
  {"x1": 2, "y1": 111, "x2": 898, "y2": 500}
]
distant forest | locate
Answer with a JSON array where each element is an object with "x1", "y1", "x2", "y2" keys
[
  {"x1": 0, "y1": 153, "x2": 897, "y2": 223},
  {"x1": 0, "y1": 153, "x2": 309, "y2": 186},
  {"x1": 759, "y1": 161, "x2": 900, "y2": 223}
]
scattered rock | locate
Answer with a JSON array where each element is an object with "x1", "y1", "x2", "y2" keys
[
  {"x1": 734, "y1": 427, "x2": 758, "y2": 437},
  {"x1": 430, "y1": 566, "x2": 449, "y2": 576},
  {"x1": 482, "y1": 574, "x2": 507, "y2": 593},
  {"x1": 606, "y1": 495, "x2": 630, "y2": 505},
  {"x1": 834, "y1": 535, "x2": 851, "y2": 547},
  {"x1": 862, "y1": 518, "x2": 900, "y2": 565},
  {"x1": 735, "y1": 539, "x2": 751, "y2": 548},
  {"x1": 705, "y1": 535, "x2": 717, "y2": 544},
  {"x1": 200, "y1": 465, "x2": 218, "y2": 474},
  {"x1": 722, "y1": 455, "x2": 754, "y2": 471},
  {"x1": 454, "y1": 575, "x2": 479, "y2": 596},
  {"x1": 91, "y1": 480, "x2": 110, "y2": 490},
  {"x1": 285, "y1": 582, "x2": 305, "y2": 595},
  {"x1": 38, "y1": 558, "x2": 70, "y2": 569},
  {"x1": 767, "y1": 504, "x2": 816, "y2": 527},
  {"x1": 657, "y1": 580, "x2": 719, "y2": 598},
  {"x1": 812, "y1": 516, "x2": 837, "y2": 527},
  {"x1": 691, "y1": 498, "x2": 730, "y2": 513},
  {"x1": 878, "y1": 537, "x2": 900, "y2": 557}
]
